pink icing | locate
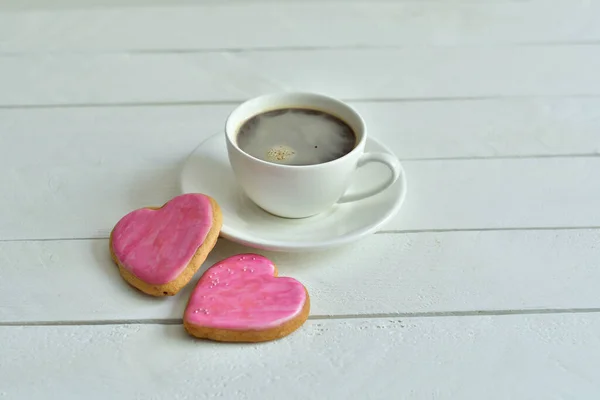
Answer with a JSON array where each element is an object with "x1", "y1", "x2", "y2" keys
[
  {"x1": 184, "y1": 254, "x2": 307, "y2": 330},
  {"x1": 111, "y1": 193, "x2": 213, "y2": 285}
]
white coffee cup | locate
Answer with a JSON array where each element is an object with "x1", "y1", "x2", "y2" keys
[{"x1": 225, "y1": 92, "x2": 402, "y2": 218}]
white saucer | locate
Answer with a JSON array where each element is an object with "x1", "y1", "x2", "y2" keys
[{"x1": 180, "y1": 133, "x2": 407, "y2": 252}]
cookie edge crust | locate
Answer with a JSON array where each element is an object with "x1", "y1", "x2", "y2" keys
[
  {"x1": 182, "y1": 263, "x2": 311, "y2": 343},
  {"x1": 109, "y1": 195, "x2": 223, "y2": 297}
]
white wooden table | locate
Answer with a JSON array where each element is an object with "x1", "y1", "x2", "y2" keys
[{"x1": 1, "y1": 0, "x2": 600, "y2": 398}]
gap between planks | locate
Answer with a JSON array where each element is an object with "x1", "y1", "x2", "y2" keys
[
  {"x1": 3, "y1": 41, "x2": 600, "y2": 57},
  {"x1": 3, "y1": 308, "x2": 600, "y2": 327},
  {"x1": 3, "y1": 93, "x2": 600, "y2": 110},
  {"x1": 1, "y1": 226, "x2": 600, "y2": 243}
]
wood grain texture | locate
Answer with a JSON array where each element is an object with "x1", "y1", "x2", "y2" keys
[
  {"x1": 1, "y1": 0, "x2": 599, "y2": 52},
  {"x1": 2, "y1": 314, "x2": 600, "y2": 399},
  {"x1": 2, "y1": 230, "x2": 599, "y2": 323},
  {"x1": 2, "y1": 46, "x2": 600, "y2": 106}
]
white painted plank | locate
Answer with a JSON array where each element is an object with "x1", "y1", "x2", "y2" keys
[
  {"x1": 1, "y1": 141, "x2": 599, "y2": 240},
  {"x1": 2, "y1": 230, "x2": 600, "y2": 323},
  {"x1": 2, "y1": 314, "x2": 600, "y2": 399},
  {"x1": 400, "y1": 157, "x2": 600, "y2": 231},
  {"x1": 2, "y1": 97, "x2": 599, "y2": 161},
  {"x1": 2, "y1": 46, "x2": 600, "y2": 106},
  {"x1": 1, "y1": 1, "x2": 598, "y2": 52},
  {"x1": 356, "y1": 97, "x2": 600, "y2": 159}
]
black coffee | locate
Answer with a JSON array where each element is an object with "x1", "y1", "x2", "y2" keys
[{"x1": 236, "y1": 108, "x2": 356, "y2": 166}]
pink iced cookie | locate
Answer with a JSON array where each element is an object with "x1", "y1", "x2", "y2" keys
[
  {"x1": 183, "y1": 254, "x2": 310, "y2": 342},
  {"x1": 109, "y1": 193, "x2": 223, "y2": 297}
]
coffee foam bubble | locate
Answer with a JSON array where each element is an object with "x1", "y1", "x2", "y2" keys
[{"x1": 266, "y1": 144, "x2": 296, "y2": 163}]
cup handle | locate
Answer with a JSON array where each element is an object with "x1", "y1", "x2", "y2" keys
[{"x1": 337, "y1": 152, "x2": 402, "y2": 204}]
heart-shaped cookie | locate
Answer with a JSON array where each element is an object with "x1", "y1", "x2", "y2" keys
[
  {"x1": 183, "y1": 254, "x2": 310, "y2": 342},
  {"x1": 109, "y1": 193, "x2": 222, "y2": 296}
]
